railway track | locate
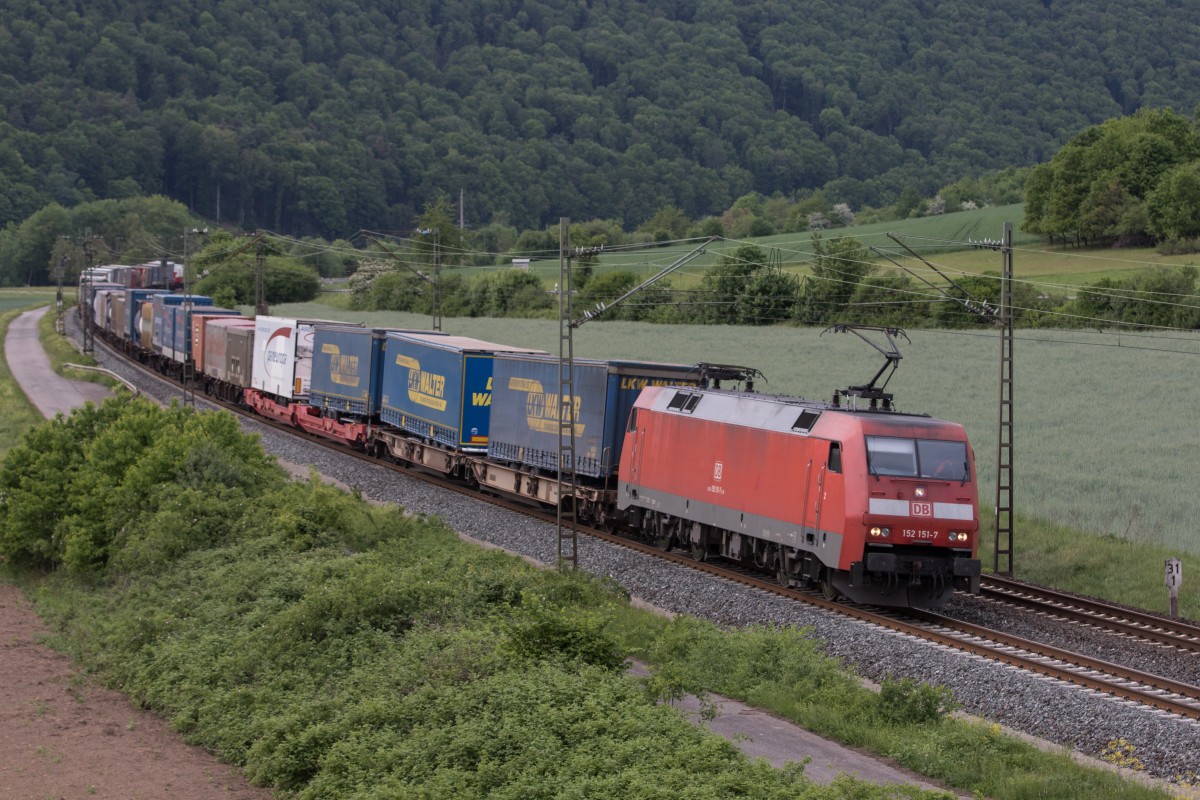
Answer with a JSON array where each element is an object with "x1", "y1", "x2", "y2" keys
[
  {"x1": 980, "y1": 573, "x2": 1200, "y2": 652},
  {"x1": 91, "y1": 324, "x2": 1200, "y2": 725}
]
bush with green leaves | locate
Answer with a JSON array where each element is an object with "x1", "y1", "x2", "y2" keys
[
  {"x1": 878, "y1": 676, "x2": 959, "y2": 725},
  {"x1": 0, "y1": 395, "x2": 283, "y2": 575},
  {"x1": 468, "y1": 268, "x2": 554, "y2": 318},
  {"x1": 499, "y1": 590, "x2": 625, "y2": 670},
  {"x1": 1066, "y1": 265, "x2": 1200, "y2": 329},
  {"x1": 356, "y1": 269, "x2": 472, "y2": 317}
]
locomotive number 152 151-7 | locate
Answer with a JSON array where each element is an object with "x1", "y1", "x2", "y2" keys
[{"x1": 902, "y1": 529, "x2": 937, "y2": 540}]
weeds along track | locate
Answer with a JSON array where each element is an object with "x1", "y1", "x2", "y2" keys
[{"x1": 91, "y1": 323, "x2": 1200, "y2": 727}]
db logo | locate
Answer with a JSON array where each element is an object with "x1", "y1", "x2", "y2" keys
[
  {"x1": 911, "y1": 501, "x2": 933, "y2": 517},
  {"x1": 713, "y1": 461, "x2": 724, "y2": 482}
]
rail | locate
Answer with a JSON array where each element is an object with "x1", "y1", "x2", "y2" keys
[{"x1": 63, "y1": 363, "x2": 139, "y2": 396}]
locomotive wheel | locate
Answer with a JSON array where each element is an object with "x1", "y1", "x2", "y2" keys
[
  {"x1": 775, "y1": 559, "x2": 791, "y2": 588},
  {"x1": 689, "y1": 542, "x2": 707, "y2": 562},
  {"x1": 820, "y1": 576, "x2": 840, "y2": 602},
  {"x1": 652, "y1": 517, "x2": 673, "y2": 550}
]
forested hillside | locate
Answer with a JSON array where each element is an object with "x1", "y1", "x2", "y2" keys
[{"x1": 2, "y1": 0, "x2": 1197, "y2": 238}]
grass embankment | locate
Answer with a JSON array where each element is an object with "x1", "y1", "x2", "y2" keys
[
  {"x1": 33, "y1": 300, "x2": 117, "y2": 387},
  {"x1": 979, "y1": 515, "x2": 1195, "y2": 617},
  {"x1": 0, "y1": 395, "x2": 1174, "y2": 800}
]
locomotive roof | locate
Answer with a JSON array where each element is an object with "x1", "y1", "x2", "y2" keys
[{"x1": 640, "y1": 385, "x2": 962, "y2": 438}]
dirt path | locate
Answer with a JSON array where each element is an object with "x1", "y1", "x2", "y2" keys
[{"x1": 0, "y1": 582, "x2": 274, "y2": 800}]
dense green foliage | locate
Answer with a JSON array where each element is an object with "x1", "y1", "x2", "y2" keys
[
  {"x1": 192, "y1": 232, "x2": 323, "y2": 305},
  {"x1": 1, "y1": 0, "x2": 1197, "y2": 239},
  {"x1": 0, "y1": 396, "x2": 282, "y2": 574},
  {"x1": 1023, "y1": 108, "x2": 1200, "y2": 247},
  {"x1": 0, "y1": 195, "x2": 195, "y2": 286},
  {"x1": 1064, "y1": 266, "x2": 1200, "y2": 328}
]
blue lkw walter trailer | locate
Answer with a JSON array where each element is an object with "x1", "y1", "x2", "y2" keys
[
  {"x1": 309, "y1": 325, "x2": 445, "y2": 418},
  {"x1": 380, "y1": 333, "x2": 546, "y2": 451},
  {"x1": 488, "y1": 355, "x2": 698, "y2": 479}
]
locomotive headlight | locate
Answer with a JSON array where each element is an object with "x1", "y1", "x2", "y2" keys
[
  {"x1": 869, "y1": 526, "x2": 890, "y2": 538},
  {"x1": 949, "y1": 531, "x2": 969, "y2": 543},
  {"x1": 914, "y1": 487, "x2": 927, "y2": 498}
]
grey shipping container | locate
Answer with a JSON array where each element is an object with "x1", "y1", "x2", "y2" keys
[{"x1": 204, "y1": 318, "x2": 257, "y2": 388}]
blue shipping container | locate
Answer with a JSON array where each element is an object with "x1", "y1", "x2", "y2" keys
[
  {"x1": 310, "y1": 326, "x2": 449, "y2": 417},
  {"x1": 309, "y1": 326, "x2": 387, "y2": 417},
  {"x1": 151, "y1": 295, "x2": 213, "y2": 354},
  {"x1": 380, "y1": 334, "x2": 545, "y2": 450},
  {"x1": 123, "y1": 289, "x2": 167, "y2": 345},
  {"x1": 488, "y1": 355, "x2": 698, "y2": 478}
]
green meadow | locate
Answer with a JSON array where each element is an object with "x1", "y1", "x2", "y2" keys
[{"x1": 453, "y1": 204, "x2": 1200, "y2": 299}]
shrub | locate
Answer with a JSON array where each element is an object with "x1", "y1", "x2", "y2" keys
[
  {"x1": 468, "y1": 269, "x2": 553, "y2": 317},
  {"x1": 499, "y1": 591, "x2": 625, "y2": 670},
  {"x1": 878, "y1": 676, "x2": 959, "y2": 724},
  {"x1": 0, "y1": 396, "x2": 283, "y2": 576}
]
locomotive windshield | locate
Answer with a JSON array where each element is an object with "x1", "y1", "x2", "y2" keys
[{"x1": 866, "y1": 436, "x2": 969, "y2": 481}]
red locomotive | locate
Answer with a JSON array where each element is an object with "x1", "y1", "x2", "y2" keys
[{"x1": 617, "y1": 377, "x2": 981, "y2": 608}]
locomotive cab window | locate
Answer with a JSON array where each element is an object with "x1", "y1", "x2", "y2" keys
[
  {"x1": 866, "y1": 437, "x2": 917, "y2": 476},
  {"x1": 916, "y1": 439, "x2": 969, "y2": 481},
  {"x1": 866, "y1": 436, "x2": 969, "y2": 480}
]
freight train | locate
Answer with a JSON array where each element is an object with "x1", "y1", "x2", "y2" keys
[{"x1": 80, "y1": 272, "x2": 982, "y2": 607}]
